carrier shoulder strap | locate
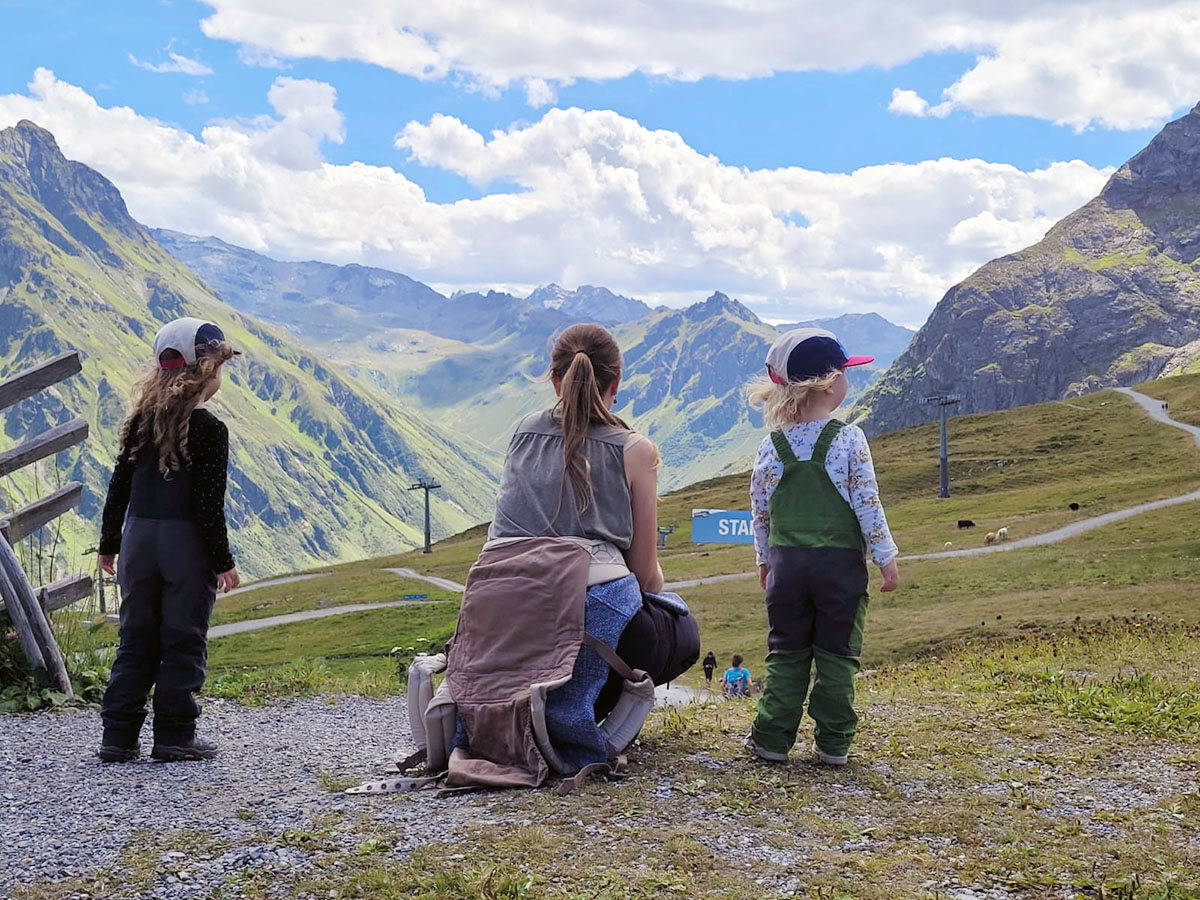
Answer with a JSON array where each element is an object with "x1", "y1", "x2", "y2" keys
[
  {"x1": 769, "y1": 430, "x2": 798, "y2": 465},
  {"x1": 582, "y1": 633, "x2": 640, "y2": 682},
  {"x1": 812, "y1": 419, "x2": 846, "y2": 465}
]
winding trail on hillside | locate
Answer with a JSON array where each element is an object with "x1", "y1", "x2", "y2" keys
[
  {"x1": 211, "y1": 388, "x2": 1200, "y2": 631},
  {"x1": 208, "y1": 599, "x2": 450, "y2": 639},
  {"x1": 223, "y1": 572, "x2": 331, "y2": 598}
]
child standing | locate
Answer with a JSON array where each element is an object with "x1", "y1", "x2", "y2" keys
[
  {"x1": 745, "y1": 328, "x2": 899, "y2": 765},
  {"x1": 97, "y1": 318, "x2": 240, "y2": 762}
]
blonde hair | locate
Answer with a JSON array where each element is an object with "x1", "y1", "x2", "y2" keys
[
  {"x1": 746, "y1": 370, "x2": 841, "y2": 429},
  {"x1": 543, "y1": 323, "x2": 631, "y2": 513},
  {"x1": 120, "y1": 341, "x2": 238, "y2": 476}
]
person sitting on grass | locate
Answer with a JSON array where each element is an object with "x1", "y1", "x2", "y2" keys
[
  {"x1": 744, "y1": 327, "x2": 899, "y2": 767},
  {"x1": 97, "y1": 318, "x2": 240, "y2": 764},
  {"x1": 722, "y1": 654, "x2": 752, "y2": 697}
]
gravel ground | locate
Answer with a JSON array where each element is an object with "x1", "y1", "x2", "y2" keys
[{"x1": 0, "y1": 696, "x2": 485, "y2": 899}]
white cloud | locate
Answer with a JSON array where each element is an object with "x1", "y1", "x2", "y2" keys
[
  {"x1": 128, "y1": 50, "x2": 214, "y2": 76},
  {"x1": 0, "y1": 70, "x2": 1113, "y2": 326},
  {"x1": 524, "y1": 78, "x2": 557, "y2": 109},
  {"x1": 183, "y1": 88, "x2": 210, "y2": 105},
  {"x1": 888, "y1": 88, "x2": 929, "y2": 117},
  {"x1": 237, "y1": 44, "x2": 290, "y2": 69},
  {"x1": 197, "y1": 0, "x2": 1200, "y2": 130}
]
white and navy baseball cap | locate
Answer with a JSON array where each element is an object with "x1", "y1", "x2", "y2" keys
[
  {"x1": 152, "y1": 317, "x2": 234, "y2": 370},
  {"x1": 765, "y1": 327, "x2": 874, "y2": 385}
]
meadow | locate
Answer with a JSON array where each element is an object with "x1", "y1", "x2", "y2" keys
[{"x1": 17, "y1": 381, "x2": 1199, "y2": 900}]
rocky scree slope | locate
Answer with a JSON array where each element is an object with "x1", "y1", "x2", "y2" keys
[
  {"x1": 0, "y1": 121, "x2": 499, "y2": 578},
  {"x1": 857, "y1": 100, "x2": 1200, "y2": 435}
]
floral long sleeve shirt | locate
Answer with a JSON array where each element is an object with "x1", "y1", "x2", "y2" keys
[{"x1": 750, "y1": 419, "x2": 898, "y2": 568}]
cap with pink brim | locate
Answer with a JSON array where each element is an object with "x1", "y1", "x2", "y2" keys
[{"x1": 765, "y1": 327, "x2": 874, "y2": 384}]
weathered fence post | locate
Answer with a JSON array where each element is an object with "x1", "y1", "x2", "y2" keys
[{"x1": 0, "y1": 351, "x2": 94, "y2": 698}]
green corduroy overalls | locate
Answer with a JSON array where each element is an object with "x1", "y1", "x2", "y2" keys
[{"x1": 750, "y1": 419, "x2": 870, "y2": 759}]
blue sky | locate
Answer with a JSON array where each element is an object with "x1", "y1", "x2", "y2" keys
[{"x1": 1, "y1": 1, "x2": 1197, "y2": 324}]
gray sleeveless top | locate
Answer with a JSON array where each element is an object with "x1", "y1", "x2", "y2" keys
[{"x1": 487, "y1": 408, "x2": 635, "y2": 550}]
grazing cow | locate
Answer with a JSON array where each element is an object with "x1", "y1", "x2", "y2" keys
[
  {"x1": 984, "y1": 532, "x2": 997, "y2": 545},
  {"x1": 1068, "y1": 502, "x2": 1080, "y2": 511},
  {"x1": 996, "y1": 527, "x2": 1009, "y2": 541},
  {"x1": 957, "y1": 519, "x2": 976, "y2": 529}
]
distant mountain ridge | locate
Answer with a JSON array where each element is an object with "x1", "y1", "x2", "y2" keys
[
  {"x1": 525, "y1": 283, "x2": 652, "y2": 323},
  {"x1": 857, "y1": 100, "x2": 1200, "y2": 435},
  {"x1": 0, "y1": 121, "x2": 499, "y2": 577},
  {"x1": 153, "y1": 230, "x2": 915, "y2": 488}
]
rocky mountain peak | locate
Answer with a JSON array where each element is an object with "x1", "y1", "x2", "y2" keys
[
  {"x1": 685, "y1": 291, "x2": 761, "y2": 324},
  {"x1": 856, "y1": 99, "x2": 1200, "y2": 436},
  {"x1": 0, "y1": 119, "x2": 143, "y2": 251}
]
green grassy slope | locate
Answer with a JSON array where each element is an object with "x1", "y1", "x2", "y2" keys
[
  {"x1": 0, "y1": 123, "x2": 500, "y2": 579},
  {"x1": 192, "y1": 381, "x2": 1200, "y2": 695}
]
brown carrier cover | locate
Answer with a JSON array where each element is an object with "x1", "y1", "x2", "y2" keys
[{"x1": 444, "y1": 538, "x2": 590, "y2": 788}]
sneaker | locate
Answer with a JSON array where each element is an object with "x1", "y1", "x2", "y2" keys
[
  {"x1": 744, "y1": 733, "x2": 788, "y2": 763},
  {"x1": 151, "y1": 735, "x2": 219, "y2": 762},
  {"x1": 98, "y1": 742, "x2": 141, "y2": 763},
  {"x1": 814, "y1": 745, "x2": 848, "y2": 766}
]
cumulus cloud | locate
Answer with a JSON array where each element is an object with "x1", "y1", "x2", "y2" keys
[
  {"x1": 0, "y1": 70, "x2": 1112, "y2": 325},
  {"x1": 197, "y1": 0, "x2": 1200, "y2": 129},
  {"x1": 524, "y1": 78, "x2": 557, "y2": 109},
  {"x1": 887, "y1": 88, "x2": 952, "y2": 119},
  {"x1": 128, "y1": 50, "x2": 213, "y2": 76}
]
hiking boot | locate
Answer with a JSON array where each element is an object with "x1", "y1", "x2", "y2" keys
[
  {"x1": 744, "y1": 733, "x2": 788, "y2": 763},
  {"x1": 151, "y1": 735, "x2": 219, "y2": 762},
  {"x1": 814, "y1": 745, "x2": 848, "y2": 766},
  {"x1": 98, "y1": 741, "x2": 141, "y2": 763}
]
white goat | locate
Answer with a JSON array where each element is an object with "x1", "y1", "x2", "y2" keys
[{"x1": 996, "y1": 527, "x2": 1009, "y2": 541}]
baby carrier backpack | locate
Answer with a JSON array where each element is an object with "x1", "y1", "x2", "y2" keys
[{"x1": 347, "y1": 537, "x2": 695, "y2": 795}]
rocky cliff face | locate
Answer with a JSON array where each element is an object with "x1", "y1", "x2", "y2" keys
[
  {"x1": 857, "y1": 101, "x2": 1200, "y2": 435},
  {"x1": 0, "y1": 121, "x2": 500, "y2": 577}
]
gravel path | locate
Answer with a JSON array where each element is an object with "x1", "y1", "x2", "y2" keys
[
  {"x1": 383, "y1": 567, "x2": 466, "y2": 592},
  {"x1": 208, "y1": 599, "x2": 448, "y2": 639},
  {"x1": 222, "y1": 572, "x2": 330, "y2": 598},
  {"x1": 0, "y1": 696, "x2": 487, "y2": 899}
]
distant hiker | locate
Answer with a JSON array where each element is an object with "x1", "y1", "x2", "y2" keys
[
  {"x1": 97, "y1": 318, "x2": 240, "y2": 764},
  {"x1": 702, "y1": 650, "x2": 717, "y2": 687},
  {"x1": 744, "y1": 327, "x2": 899, "y2": 766},
  {"x1": 404, "y1": 323, "x2": 700, "y2": 792},
  {"x1": 722, "y1": 654, "x2": 753, "y2": 697}
]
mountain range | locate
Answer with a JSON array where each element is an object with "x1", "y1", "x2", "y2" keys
[
  {"x1": 0, "y1": 120, "x2": 500, "y2": 578},
  {"x1": 152, "y1": 232, "x2": 915, "y2": 489},
  {"x1": 0, "y1": 118, "x2": 915, "y2": 578},
  {"x1": 858, "y1": 100, "x2": 1200, "y2": 434}
]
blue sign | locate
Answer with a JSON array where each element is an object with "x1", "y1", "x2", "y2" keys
[
  {"x1": 691, "y1": 509, "x2": 755, "y2": 544},
  {"x1": 403, "y1": 593, "x2": 429, "y2": 600}
]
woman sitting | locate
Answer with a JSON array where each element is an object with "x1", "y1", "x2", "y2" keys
[{"x1": 442, "y1": 323, "x2": 699, "y2": 789}]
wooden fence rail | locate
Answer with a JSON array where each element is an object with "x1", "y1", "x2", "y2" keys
[{"x1": 0, "y1": 351, "x2": 92, "y2": 698}]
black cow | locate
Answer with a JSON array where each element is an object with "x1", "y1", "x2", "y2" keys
[
  {"x1": 1068, "y1": 502, "x2": 1080, "y2": 511},
  {"x1": 957, "y1": 519, "x2": 975, "y2": 529}
]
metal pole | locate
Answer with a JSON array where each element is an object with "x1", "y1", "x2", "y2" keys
[
  {"x1": 409, "y1": 479, "x2": 441, "y2": 555},
  {"x1": 423, "y1": 487, "x2": 432, "y2": 554},
  {"x1": 924, "y1": 393, "x2": 960, "y2": 499},
  {"x1": 939, "y1": 404, "x2": 950, "y2": 499}
]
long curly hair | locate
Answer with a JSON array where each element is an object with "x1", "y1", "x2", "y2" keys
[{"x1": 119, "y1": 341, "x2": 237, "y2": 476}]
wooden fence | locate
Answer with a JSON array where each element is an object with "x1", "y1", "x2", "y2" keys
[{"x1": 0, "y1": 351, "x2": 93, "y2": 698}]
